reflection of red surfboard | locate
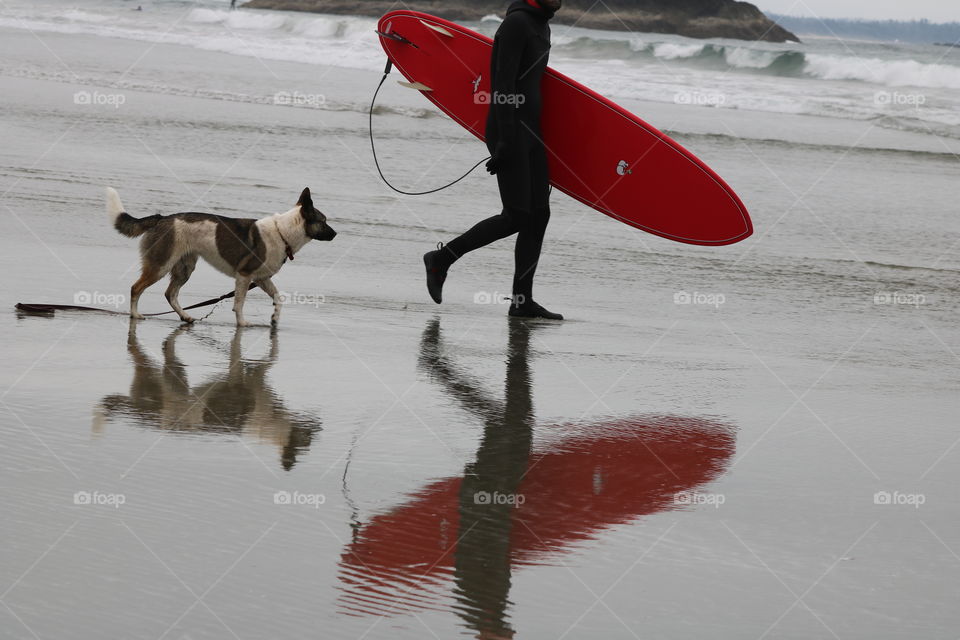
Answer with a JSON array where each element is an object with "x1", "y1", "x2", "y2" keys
[
  {"x1": 377, "y1": 11, "x2": 753, "y2": 246},
  {"x1": 338, "y1": 417, "x2": 736, "y2": 616}
]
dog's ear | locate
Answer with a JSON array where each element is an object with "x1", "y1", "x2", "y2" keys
[{"x1": 297, "y1": 187, "x2": 313, "y2": 211}]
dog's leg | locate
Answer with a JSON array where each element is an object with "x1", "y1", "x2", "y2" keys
[
  {"x1": 256, "y1": 277, "x2": 282, "y2": 327},
  {"x1": 165, "y1": 255, "x2": 198, "y2": 323},
  {"x1": 130, "y1": 267, "x2": 164, "y2": 320},
  {"x1": 233, "y1": 275, "x2": 252, "y2": 327}
]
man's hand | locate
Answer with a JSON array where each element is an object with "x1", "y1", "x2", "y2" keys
[{"x1": 486, "y1": 141, "x2": 513, "y2": 175}]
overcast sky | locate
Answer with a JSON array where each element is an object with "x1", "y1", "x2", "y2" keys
[{"x1": 753, "y1": 0, "x2": 959, "y2": 23}]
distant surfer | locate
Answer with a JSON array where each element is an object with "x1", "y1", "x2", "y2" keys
[
  {"x1": 423, "y1": 0, "x2": 564, "y2": 320},
  {"x1": 230, "y1": 0, "x2": 237, "y2": 9}
]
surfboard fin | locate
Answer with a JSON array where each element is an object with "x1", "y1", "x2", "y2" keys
[
  {"x1": 420, "y1": 20, "x2": 453, "y2": 37},
  {"x1": 376, "y1": 29, "x2": 418, "y2": 48},
  {"x1": 398, "y1": 81, "x2": 433, "y2": 92}
]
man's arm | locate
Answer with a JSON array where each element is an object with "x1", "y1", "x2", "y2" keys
[{"x1": 488, "y1": 16, "x2": 527, "y2": 159}]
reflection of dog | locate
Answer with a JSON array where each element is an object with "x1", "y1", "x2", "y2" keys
[
  {"x1": 106, "y1": 186, "x2": 336, "y2": 326},
  {"x1": 94, "y1": 323, "x2": 320, "y2": 470}
]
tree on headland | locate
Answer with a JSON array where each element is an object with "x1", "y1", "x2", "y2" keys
[{"x1": 769, "y1": 14, "x2": 960, "y2": 44}]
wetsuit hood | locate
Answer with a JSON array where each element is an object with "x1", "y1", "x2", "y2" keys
[{"x1": 507, "y1": 0, "x2": 557, "y2": 22}]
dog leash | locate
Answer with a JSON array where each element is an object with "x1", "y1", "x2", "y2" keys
[{"x1": 15, "y1": 284, "x2": 257, "y2": 318}]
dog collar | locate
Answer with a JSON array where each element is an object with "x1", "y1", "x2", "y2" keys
[{"x1": 275, "y1": 221, "x2": 295, "y2": 261}]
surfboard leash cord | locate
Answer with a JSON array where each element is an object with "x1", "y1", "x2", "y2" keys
[{"x1": 369, "y1": 60, "x2": 490, "y2": 196}]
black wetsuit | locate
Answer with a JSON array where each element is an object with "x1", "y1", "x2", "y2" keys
[{"x1": 443, "y1": 0, "x2": 555, "y2": 303}]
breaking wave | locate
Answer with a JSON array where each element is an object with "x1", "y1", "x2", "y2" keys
[{"x1": 552, "y1": 36, "x2": 960, "y2": 89}]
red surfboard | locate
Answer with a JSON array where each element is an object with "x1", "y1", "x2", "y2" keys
[{"x1": 377, "y1": 11, "x2": 752, "y2": 246}]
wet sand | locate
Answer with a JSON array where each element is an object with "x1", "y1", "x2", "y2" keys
[{"x1": 1, "y1": 17, "x2": 960, "y2": 640}]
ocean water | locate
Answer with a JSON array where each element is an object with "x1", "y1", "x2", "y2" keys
[
  {"x1": 2, "y1": 0, "x2": 960, "y2": 139},
  {"x1": 1, "y1": 1, "x2": 958, "y2": 638}
]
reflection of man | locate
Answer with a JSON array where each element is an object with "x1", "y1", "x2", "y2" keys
[
  {"x1": 94, "y1": 323, "x2": 319, "y2": 470},
  {"x1": 418, "y1": 318, "x2": 539, "y2": 638}
]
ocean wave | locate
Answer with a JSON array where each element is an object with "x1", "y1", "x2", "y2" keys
[
  {"x1": 652, "y1": 42, "x2": 705, "y2": 60},
  {"x1": 188, "y1": 7, "x2": 288, "y2": 30},
  {"x1": 185, "y1": 8, "x2": 225, "y2": 24},
  {"x1": 552, "y1": 36, "x2": 960, "y2": 89},
  {"x1": 61, "y1": 9, "x2": 110, "y2": 24},
  {"x1": 554, "y1": 37, "x2": 803, "y2": 74},
  {"x1": 804, "y1": 54, "x2": 960, "y2": 89},
  {"x1": 293, "y1": 17, "x2": 350, "y2": 38},
  {"x1": 666, "y1": 130, "x2": 960, "y2": 161},
  {"x1": 187, "y1": 7, "x2": 371, "y2": 38},
  {"x1": 0, "y1": 9, "x2": 385, "y2": 71}
]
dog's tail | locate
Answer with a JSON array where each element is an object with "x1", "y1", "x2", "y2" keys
[{"x1": 105, "y1": 187, "x2": 160, "y2": 238}]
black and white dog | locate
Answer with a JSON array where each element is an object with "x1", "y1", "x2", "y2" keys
[{"x1": 106, "y1": 187, "x2": 336, "y2": 327}]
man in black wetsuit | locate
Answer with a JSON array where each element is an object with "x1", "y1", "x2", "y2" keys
[{"x1": 423, "y1": 0, "x2": 564, "y2": 321}]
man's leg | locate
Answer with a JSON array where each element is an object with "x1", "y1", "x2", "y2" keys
[
  {"x1": 424, "y1": 142, "x2": 531, "y2": 304},
  {"x1": 442, "y1": 149, "x2": 531, "y2": 265},
  {"x1": 512, "y1": 143, "x2": 551, "y2": 304}
]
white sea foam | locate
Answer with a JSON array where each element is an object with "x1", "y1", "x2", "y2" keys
[
  {"x1": 226, "y1": 11, "x2": 287, "y2": 30},
  {"x1": 628, "y1": 36, "x2": 647, "y2": 52},
  {"x1": 186, "y1": 8, "x2": 226, "y2": 25},
  {"x1": 724, "y1": 47, "x2": 779, "y2": 69},
  {"x1": 804, "y1": 54, "x2": 960, "y2": 89},
  {"x1": 62, "y1": 9, "x2": 110, "y2": 24},
  {"x1": 293, "y1": 17, "x2": 346, "y2": 38},
  {"x1": 652, "y1": 42, "x2": 705, "y2": 60}
]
